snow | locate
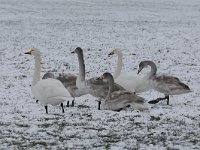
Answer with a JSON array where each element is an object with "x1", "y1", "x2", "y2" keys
[{"x1": 0, "y1": 0, "x2": 200, "y2": 149}]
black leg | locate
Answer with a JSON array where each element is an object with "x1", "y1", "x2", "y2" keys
[
  {"x1": 98, "y1": 101, "x2": 101, "y2": 110},
  {"x1": 71, "y1": 98, "x2": 75, "y2": 107},
  {"x1": 66, "y1": 101, "x2": 70, "y2": 107},
  {"x1": 115, "y1": 108, "x2": 123, "y2": 112},
  {"x1": 45, "y1": 105, "x2": 48, "y2": 114},
  {"x1": 166, "y1": 95, "x2": 170, "y2": 105},
  {"x1": 148, "y1": 96, "x2": 169, "y2": 104},
  {"x1": 148, "y1": 98, "x2": 164, "y2": 104},
  {"x1": 61, "y1": 103, "x2": 64, "y2": 113},
  {"x1": 36, "y1": 100, "x2": 39, "y2": 103}
]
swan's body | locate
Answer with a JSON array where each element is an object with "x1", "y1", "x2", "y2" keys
[
  {"x1": 32, "y1": 78, "x2": 70, "y2": 106},
  {"x1": 109, "y1": 49, "x2": 151, "y2": 93},
  {"x1": 99, "y1": 72, "x2": 146, "y2": 111},
  {"x1": 138, "y1": 60, "x2": 191, "y2": 105},
  {"x1": 42, "y1": 72, "x2": 87, "y2": 106},
  {"x1": 72, "y1": 47, "x2": 124, "y2": 109},
  {"x1": 25, "y1": 48, "x2": 71, "y2": 113}
]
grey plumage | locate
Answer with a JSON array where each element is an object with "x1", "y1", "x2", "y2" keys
[
  {"x1": 138, "y1": 60, "x2": 191, "y2": 105},
  {"x1": 72, "y1": 47, "x2": 124, "y2": 103},
  {"x1": 99, "y1": 72, "x2": 145, "y2": 111}
]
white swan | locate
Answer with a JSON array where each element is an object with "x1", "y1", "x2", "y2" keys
[
  {"x1": 108, "y1": 49, "x2": 151, "y2": 93},
  {"x1": 42, "y1": 72, "x2": 87, "y2": 106},
  {"x1": 98, "y1": 72, "x2": 146, "y2": 111},
  {"x1": 138, "y1": 60, "x2": 191, "y2": 105},
  {"x1": 25, "y1": 48, "x2": 72, "y2": 114},
  {"x1": 72, "y1": 47, "x2": 124, "y2": 109}
]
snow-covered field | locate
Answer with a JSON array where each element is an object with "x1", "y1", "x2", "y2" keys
[{"x1": 0, "y1": 0, "x2": 200, "y2": 149}]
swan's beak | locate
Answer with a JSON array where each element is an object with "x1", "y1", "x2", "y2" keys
[
  {"x1": 71, "y1": 51, "x2": 75, "y2": 54},
  {"x1": 108, "y1": 51, "x2": 114, "y2": 56},
  {"x1": 24, "y1": 50, "x2": 32, "y2": 55},
  {"x1": 97, "y1": 76, "x2": 103, "y2": 80}
]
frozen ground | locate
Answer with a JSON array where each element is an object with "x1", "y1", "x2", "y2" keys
[{"x1": 0, "y1": 0, "x2": 200, "y2": 149}]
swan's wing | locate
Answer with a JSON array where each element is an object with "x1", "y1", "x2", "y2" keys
[
  {"x1": 57, "y1": 73, "x2": 77, "y2": 88},
  {"x1": 86, "y1": 77, "x2": 105, "y2": 85},
  {"x1": 154, "y1": 75, "x2": 189, "y2": 89},
  {"x1": 111, "y1": 91, "x2": 144, "y2": 103},
  {"x1": 152, "y1": 75, "x2": 191, "y2": 94},
  {"x1": 33, "y1": 78, "x2": 71, "y2": 102},
  {"x1": 102, "y1": 90, "x2": 145, "y2": 111}
]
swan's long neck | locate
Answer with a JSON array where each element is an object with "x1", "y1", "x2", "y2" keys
[
  {"x1": 146, "y1": 61, "x2": 157, "y2": 79},
  {"x1": 106, "y1": 76, "x2": 115, "y2": 99},
  {"x1": 113, "y1": 52, "x2": 123, "y2": 79},
  {"x1": 77, "y1": 51, "x2": 85, "y2": 81},
  {"x1": 32, "y1": 55, "x2": 41, "y2": 86}
]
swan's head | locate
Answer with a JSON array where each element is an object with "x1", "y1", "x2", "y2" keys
[
  {"x1": 42, "y1": 72, "x2": 55, "y2": 79},
  {"x1": 138, "y1": 60, "x2": 156, "y2": 74},
  {"x1": 71, "y1": 47, "x2": 83, "y2": 54},
  {"x1": 24, "y1": 48, "x2": 41, "y2": 57},
  {"x1": 138, "y1": 61, "x2": 146, "y2": 74},
  {"x1": 108, "y1": 49, "x2": 122, "y2": 56},
  {"x1": 99, "y1": 72, "x2": 113, "y2": 83}
]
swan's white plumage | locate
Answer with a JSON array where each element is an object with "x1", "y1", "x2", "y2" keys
[
  {"x1": 25, "y1": 48, "x2": 71, "y2": 112},
  {"x1": 109, "y1": 49, "x2": 151, "y2": 93},
  {"x1": 32, "y1": 78, "x2": 71, "y2": 106}
]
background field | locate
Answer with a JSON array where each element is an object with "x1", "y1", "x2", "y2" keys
[{"x1": 0, "y1": 0, "x2": 200, "y2": 149}]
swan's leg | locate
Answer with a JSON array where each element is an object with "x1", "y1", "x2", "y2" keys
[
  {"x1": 148, "y1": 97, "x2": 167, "y2": 104},
  {"x1": 71, "y1": 97, "x2": 75, "y2": 107},
  {"x1": 45, "y1": 105, "x2": 48, "y2": 114},
  {"x1": 66, "y1": 101, "x2": 70, "y2": 107},
  {"x1": 98, "y1": 101, "x2": 101, "y2": 110},
  {"x1": 165, "y1": 95, "x2": 170, "y2": 105},
  {"x1": 61, "y1": 103, "x2": 64, "y2": 113}
]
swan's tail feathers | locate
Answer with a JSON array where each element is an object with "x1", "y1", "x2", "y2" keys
[
  {"x1": 171, "y1": 81, "x2": 192, "y2": 95},
  {"x1": 133, "y1": 94, "x2": 145, "y2": 104},
  {"x1": 130, "y1": 95, "x2": 148, "y2": 111}
]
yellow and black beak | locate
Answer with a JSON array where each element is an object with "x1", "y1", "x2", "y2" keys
[
  {"x1": 97, "y1": 75, "x2": 103, "y2": 80},
  {"x1": 108, "y1": 50, "x2": 115, "y2": 56},
  {"x1": 24, "y1": 50, "x2": 32, "y2": 55}
]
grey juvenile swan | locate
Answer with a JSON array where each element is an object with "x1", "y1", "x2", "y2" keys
[
  {"x1": 72, "y1": 47, "x2": 124, "y2": 109},
  {"x1": 138, "y1": 60, "x2": 191, "y2": 105},
  {"x1": 98, "y1": 72, "x2": 146, "y2": 111}
]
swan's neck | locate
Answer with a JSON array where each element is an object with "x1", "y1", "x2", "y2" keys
[
  {"x1": 146, "y1": 61, "x2": 157, "y2": 79},
  {"x1": 106, "y1": 77, "x2": 115, "y2": 99},
  {"x1": 32, "y1": 55, "x2": 41, "y2": 86},
  {"x1": 113, "y1": 52, "x2": 123, "y2": 79},
  {"x1": 77, "y1": 51, "x2": 85, "y2": 82}
]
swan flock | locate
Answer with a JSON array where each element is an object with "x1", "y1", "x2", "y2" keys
[{"x1": 25, "y1": 48, "x2": 191, "y2": 114}]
